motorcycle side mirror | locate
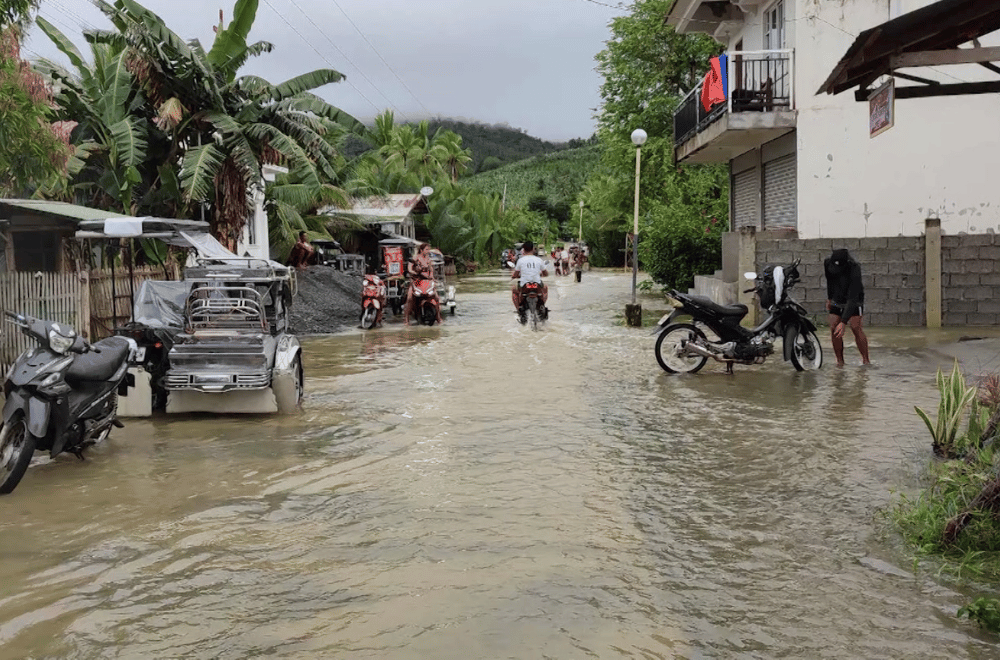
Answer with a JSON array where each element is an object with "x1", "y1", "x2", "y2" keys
[{"x1": 743, "y1": 272, "x2": 757, "y2": 280}]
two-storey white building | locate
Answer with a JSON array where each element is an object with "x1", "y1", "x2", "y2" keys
[{"x1": 668, "y1": 0, "x2": 1000, "y2": 326}]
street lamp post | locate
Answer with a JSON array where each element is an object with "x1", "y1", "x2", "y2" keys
[
  {"x1": 578, "y1": 199, "x2": 584, "y2": 243},
  {"x1": 626, "y1": 128, "x2": 647, "y2": 327}
]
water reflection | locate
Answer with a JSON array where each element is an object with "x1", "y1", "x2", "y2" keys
[{"x1": 2, "y1": 274, "x2": 1000, "y2": 658}]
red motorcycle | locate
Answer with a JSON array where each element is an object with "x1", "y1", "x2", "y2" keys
[
  {"x1": 361, "y1": 274, "x2": 387, "y2": 329},
  {"x1": 410, "y1": 277, "x2": 441, "y2": 326}
]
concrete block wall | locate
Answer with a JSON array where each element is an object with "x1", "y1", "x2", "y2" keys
[
  {"x1": 941, "y1": 233, "x2": 1000, "y2": 326},
  {"x1": 754, "y1": 236, "x2": 925, "y2": 326}
]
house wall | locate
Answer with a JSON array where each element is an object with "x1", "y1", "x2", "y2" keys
[
  {"x1": 723, "y1": 0, "x2": 1000, "y2": 240},
  {"x1": 751, "y1": 230, "x2": 1000, "y2": 327}
]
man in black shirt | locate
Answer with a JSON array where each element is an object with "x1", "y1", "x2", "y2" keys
[{"x1": 824, "y1": 248, "x2": 871, "y2": 365}]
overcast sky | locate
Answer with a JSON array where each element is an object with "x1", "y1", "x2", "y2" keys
[{"x1": 23, "y1": 0, "x2": 629, "y2": 142}]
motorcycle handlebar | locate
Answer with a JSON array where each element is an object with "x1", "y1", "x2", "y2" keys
[{"x1": 743, "y1": 288, "x2": 756, "y2": 294}]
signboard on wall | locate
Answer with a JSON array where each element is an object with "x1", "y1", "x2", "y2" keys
[{"x1": 869, "y1": 79, "x2": 895, "y2": 138}]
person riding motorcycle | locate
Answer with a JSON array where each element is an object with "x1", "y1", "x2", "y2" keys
[
  {"x1": 511, "y1": 240, "x2": 548, "y2": 313},
  {"x1": 404, "y1": 242, "x2": 443, "y2": 325}
]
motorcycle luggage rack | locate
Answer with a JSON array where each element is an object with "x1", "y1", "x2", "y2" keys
[{"x1": 185, "y1": 284, "x2": 268, "y2": 331}]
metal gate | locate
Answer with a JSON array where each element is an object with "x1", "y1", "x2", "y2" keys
[
  {"x1": 763, "y1": 154, "x2": 797, "y2": 230},
  {"x1": 733, "y1": 168, "x2": 759, "y2": 229}
]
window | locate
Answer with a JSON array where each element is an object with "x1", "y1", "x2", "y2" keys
[
  {"x1": 764, "y1": 0, "x2": 785, "y2": 50},
  {"x1": 13, "y1": 231, "x2": 60, "y2": 272}
]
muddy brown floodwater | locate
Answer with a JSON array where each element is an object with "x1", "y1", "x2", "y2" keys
[{"x1": 2, "y1": 270, "x2": 1000, "y2": 659}]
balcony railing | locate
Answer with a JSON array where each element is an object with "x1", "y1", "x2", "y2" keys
[{"x1": 673, "y1": 49, "x2": 795, "y2": 146}]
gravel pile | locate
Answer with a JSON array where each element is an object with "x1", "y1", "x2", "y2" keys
[{"x1": 289, "y1": 266, "x2": 363, "y2": 334}]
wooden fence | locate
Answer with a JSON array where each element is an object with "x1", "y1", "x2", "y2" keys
[
  {"x1": 0, "y1": 267, "x2": 173, "y2": 372},
  {"x1": 88, "y1": 266, "x2": 171, "y2": 340},
  {"x1": 0, "y1": 271, "x2": 87, "y2": 374}
]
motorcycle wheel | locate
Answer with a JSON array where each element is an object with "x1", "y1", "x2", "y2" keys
[
  {"x1": 786, "y1": 326, "x2": 823, "y2": 371},
  {"x1": 0, "y1": 415, "x2": 35, "y2": 495},
  {"x1": 420, "y1": 303, "x2": 437, "y2": 326},
  {"x1": 654, "y1": 323, "x2": 709, "y2": 374},
  {"x1": 528, "y1": 297, "x2": 539, "y2": 331},
  {"x1": 361, "y1": 306, "x2": 378, "y2": 329}
]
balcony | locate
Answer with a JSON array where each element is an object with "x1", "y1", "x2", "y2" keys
[{"x1": 673, "y1": 50, "x2": 797, "y2": 164}]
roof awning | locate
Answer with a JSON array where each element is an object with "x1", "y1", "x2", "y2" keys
[
  {"x1": 0, "y1": 198, "x2": 124, "y2": 223},
  {"x1": 75, "y1": 216, "x2": 210, "y2": 239},
  {"x1": 817, "y1": 0, "x2": 1000, "y2": 99}
]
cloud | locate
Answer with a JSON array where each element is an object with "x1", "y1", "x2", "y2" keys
[{"x1": 26, "y1": 0, "x2": 625, "y2": 141}]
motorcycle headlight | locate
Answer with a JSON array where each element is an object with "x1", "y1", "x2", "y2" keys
[{"x1": 48, "y1": 328, "x2": 75, "y2": 354}]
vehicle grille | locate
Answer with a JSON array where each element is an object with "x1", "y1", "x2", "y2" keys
[{"x1": 164, "y1": 372, "x2": 271, "y2": 391}]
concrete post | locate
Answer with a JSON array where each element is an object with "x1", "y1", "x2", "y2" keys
[
  {"x1": 925, "y1": 217, "x2": 942, "y2": 328},
  {"x1": 738, "y1": 226, "x2": 757, "y2": 326}
]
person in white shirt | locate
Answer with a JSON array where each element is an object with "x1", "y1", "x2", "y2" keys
[{"x1": 511, "y1": 241, "x2": 548, "y2": 311}]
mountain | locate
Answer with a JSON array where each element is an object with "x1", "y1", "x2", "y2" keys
[
  {"x1": 424, "y1": 118, "x2": 586, "y2": 173},
  {"x1": 340, "y1": 117, "x2": 594, "y2": 174},
  {"x1": 463, "y1": 144, "x2": 601, "y2": 211}
]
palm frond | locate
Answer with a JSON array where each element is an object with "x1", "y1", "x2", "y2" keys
[
  {"x1": 272, "y1": 69, "x2": 344, "y2": 101},
  {"x1": 35, "y1": 17, "x2": 88, "y2": 74},
  {"x1": 108, "y1": 117, "x2": 148, "y2": 168},
  {"x1": 277, "y1": 93, "x2": 367, "y2": 136},
  {"x1": 180, "y1": 143, "x2": 224, "y2": 202}
]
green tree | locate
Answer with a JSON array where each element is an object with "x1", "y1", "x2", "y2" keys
[
  {"x1": 589, "y1": 0, "x2": 728, "y2": 279},
  {"x1": 36, "y1": 17, "x2": 148, "y2": 213},
  {"x1": 43, "y1": 0, "x2": 365, "y2": 248},
  {"x1": 0, "y1": 2, "x2": 69, "y2": 196}
]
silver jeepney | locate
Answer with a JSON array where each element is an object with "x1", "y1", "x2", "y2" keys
[{"x1": 163, "y1": 258, "x2": 302, "y2": 414}]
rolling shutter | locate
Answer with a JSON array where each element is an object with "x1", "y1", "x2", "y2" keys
[
  {"x1": 763, "y1": 154, "x2": 797, "y2": 230},
  {"x1": 733, "y1": 169, "x2": 758, "y2": 229}
]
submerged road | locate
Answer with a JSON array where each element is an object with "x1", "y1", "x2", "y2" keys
[{"x1": 1, "y1": 269, "x2": 1000, "y2": 659}]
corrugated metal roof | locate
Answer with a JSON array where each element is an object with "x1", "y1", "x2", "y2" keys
[
  {"x1": 320, "y1": 194, "x2": 429, "y2": 223},
  {"x1": 0, "y1": 199, "x2": 123, "y2": 223}
]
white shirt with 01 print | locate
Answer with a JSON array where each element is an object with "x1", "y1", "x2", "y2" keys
[{"x1": 515, "y1": 255, "x2": 546, "y2": 285}]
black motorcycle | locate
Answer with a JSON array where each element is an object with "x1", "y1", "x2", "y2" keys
[
  {"x1": 0, "y1": 312, "x2": 134, "y2": 494},
  {"x1": 517, "y1": 281, "x2": 549, "y2": 331},
  {"x1": 652, "y1": 259, "x2": 822, "y2": 374}
]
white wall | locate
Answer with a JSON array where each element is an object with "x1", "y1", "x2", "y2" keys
[
  {"x1": 725, "y1": 0, "x2": 1000, "y2": 239},
  {"x1": 795, "y1": 0, "x2": 1000, "y2": 238}
]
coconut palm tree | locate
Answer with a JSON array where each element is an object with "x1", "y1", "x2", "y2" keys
[{"x1": 437, "y1": 131, "x2": 473, "y2": 184}]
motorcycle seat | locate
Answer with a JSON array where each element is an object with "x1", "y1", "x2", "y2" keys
[
  {"x1": 66, "y1": 337, "x2": 131, "y2": 382},
  {"x1": 688, "y1": 295, "x2": 748, "y2": 318}
]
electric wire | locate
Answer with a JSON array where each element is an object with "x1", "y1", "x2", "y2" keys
[
  {"x1": 258, "y1": 0, "x2": 385, "y2": 116},
  {"x1": 42, "y1": 0, "x2": 98, "y2": 32},
  {"x1": 278, "y1": 0, "x2": 410, "y2": 121},
  {"x1": 326, "y1": 0, "x2": 431, "y2": 116}
]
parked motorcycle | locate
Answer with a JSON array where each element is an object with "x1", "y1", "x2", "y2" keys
[
  {"x1": 409, "y1": 277, "x2": 441, "y2": 326},
  {"x1": 652, "y1": 259, "x2": 822, "y2": 374},
  {"x1": 0, "y1": 312, "x2": 135, "y2": 494},
  {"x1": 361, "y1": 273, "x2": 387, "y2": 329}
]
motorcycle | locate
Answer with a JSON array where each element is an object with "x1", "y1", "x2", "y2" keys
[
  {"x1": 0, "y1": 312, "x2": 135, "y2": 494},
  {"x1": 409, "y1": 277, "x2": 441, "y2": 326},
  {"x1": 517, "y1": 281, "x2": 549, "y2": 331},
  {"x1": 360, "y1": 273, "x2": 387, "y2": 329},
  {"x1": 652, "y1": 259, "x2": 823, "y2": 374}
]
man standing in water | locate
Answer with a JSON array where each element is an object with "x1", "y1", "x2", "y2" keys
[
  {"x1": 824, "y1": 248, "x2": 871, "y2": 365},
  {"x1": 511, "y1": 241, "x2": 548, "y2": 316}
]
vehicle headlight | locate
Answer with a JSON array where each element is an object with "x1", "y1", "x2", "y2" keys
[{"x1": 48, "y1": 328, "x2": 75, "y2": 354}]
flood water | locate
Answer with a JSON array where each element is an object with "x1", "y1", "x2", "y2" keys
[{"x1": 3, "y1": 269, "x2": 1000, "y2": 659}]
